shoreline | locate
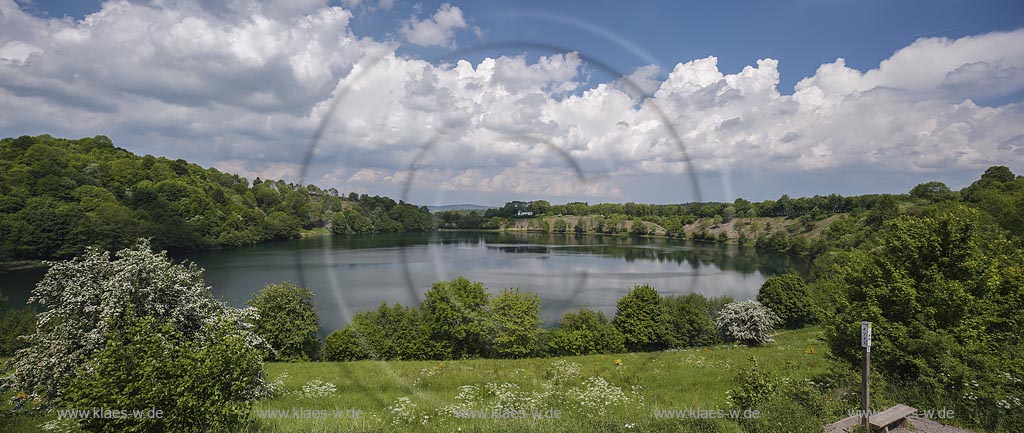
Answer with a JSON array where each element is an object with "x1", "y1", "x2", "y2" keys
[{"x1": 0, "y1": 260, "x2": 45, "y2": 272}]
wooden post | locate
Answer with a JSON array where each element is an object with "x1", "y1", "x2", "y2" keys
[
  {"x1": 861, "y1": 321, "x2": 872, "y2": 430},
  {"x1": 862, "y1": 347, "x2": 870, "y2": 429}
]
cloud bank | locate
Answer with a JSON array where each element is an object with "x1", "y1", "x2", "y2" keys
[{"x1": 1, "y1": 0, "x2": 1022, "y2": 201}]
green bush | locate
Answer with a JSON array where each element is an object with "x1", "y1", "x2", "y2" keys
[
  {"x1": 706, "y1": 295, "x2": 735, "y2": 319},
  {"x1": 664, "y1": 294, "x2": 719, "y2": 347},
  {"x1": 756, "y1": 274, "x2": 817, "y2": 329},
  {"x1": 0, "y1": 307, "x2": 35, "y2": 356},
  {"x1": 421, "y1": 277, "x2": 491, "y2": 359},
  {"x1": 715, "y1": 300, "x2": 778, "y2": 346},
  {"x1": 488, "y1": 289, "x2": 543, "y2": 358},
  {"x1": 0, "y1": 289, "x2": 35, "y2": 356},
  {"x1": 323, "y1": 325, "x2": 369, "y2": 361},
  {"x1": 62, "y1": 313, "x2": 264, "y2": 433},
  {"x1": 349, "y1": 303, "x2": 430, "y2": 360},
  {"x1": 546, "y1": 309, "x2": 625, "y2": 356},
  {"x1": 823, "y1": 207, "x2": 1024, "y2": 432},
  {"x1": 727, "y1": 357, "x2": 776, "y2": 410},
  {"x1": 247, "y1": 282, "x2": 320, "y2": 361},
  {"x1": 613, "y1": 284, "x2": 677, "y2": 352}
]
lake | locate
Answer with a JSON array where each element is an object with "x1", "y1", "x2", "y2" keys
[{"x1": 0, "y1": 231, "x2": 806, "y2": 335}]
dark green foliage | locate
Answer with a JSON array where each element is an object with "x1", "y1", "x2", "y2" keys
[
  {"x1": 0, "y1": 306, "x2": 35, "y2": 357},
  {"x1": 612, "y1": 284, "x2": 677, "y2": 352},
  {"x1": 909, "y1": 181, "x2": 955, "y2": 202},
  {"x1": 664, "y1": 294, "x2": 719, "y2": 347},
  {"x1": 0, "y1": 288, "x2": 35, "y2": 356},
  {"x1": 730, "y1": 358, "x2": 830, "y2": 433},
  {"x1": 488, "y1": 289, "x2": 544, "y2": 358},
  {"x1": 348, "y1": 303, "x2": 431, "y2": 360},
  {"x1": 864, "y1": 194, "x2": 899, "y2": 229},
  {"x1": 960, "y1": 166, "x2": 1024, "y2": 239},
  {"x1": 756, "y1": 274, "x2": 817, "y2": 329},
  {"x1": 822, "y1": 206, "x2": 1024, "y2": 431},
  {"x1": 263, "y1": 211, "x2": 301, "y2": 239},
  {"x1": 727, "y1": 357, "x2": 776, "y2": 410},
  {"x1": 62, "y1": 313, "x2": 264, "y2": 433},
  {"x1": 323, "y1": 326, "x2": 369, "y2": 361},
  {"x1": 0, "y1": 135, "x2": 433, "y2": 261},
  {"x1": 706, "y1": 295, "x2": 735, "y2": 319},
  {"x1": 421, "y1": 277, "x2": 492, "y2": 359},
  {"x1": 247, "y1": 282, "x2": 320, "y2": 361},
  {"x1": 545, "y1": 309, "x2": 625, "y2": 356}
]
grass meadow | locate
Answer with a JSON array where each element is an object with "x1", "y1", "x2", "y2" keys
[{"x1": 3, "y1": 327, "x2": 830, "y2": 433}]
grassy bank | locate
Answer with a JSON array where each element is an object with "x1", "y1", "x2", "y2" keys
[
  {"x1": 2, "y1": 327, "x2": 829, "y2": 432},
  {"x1": 255, "y1": 326, "x2": 828, "y2": 432}
]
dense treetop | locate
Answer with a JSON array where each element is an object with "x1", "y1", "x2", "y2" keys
[{"x1": 0, "y1": 135, "x2": 432, "y2": 261}]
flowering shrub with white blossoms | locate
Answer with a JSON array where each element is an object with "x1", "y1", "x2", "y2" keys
[
  {"x1": 715, "y1": 300, "x2": 780, "y2": 346},
  {"x1": 1, "y1": 241, "x2": 268, "y2": 413}
]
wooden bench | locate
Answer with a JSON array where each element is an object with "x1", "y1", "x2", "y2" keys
[{"x1": 869, "y1": 404, "x2": 916, "y2": 432}]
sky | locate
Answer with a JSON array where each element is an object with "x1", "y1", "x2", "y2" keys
[{"x1": 1, "y1": 0, "x2": 1023, "y2": 206}]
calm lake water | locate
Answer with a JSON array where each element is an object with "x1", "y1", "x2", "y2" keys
[{"x1": 1, "y1": 231, "x2": 806, "y2": 335}]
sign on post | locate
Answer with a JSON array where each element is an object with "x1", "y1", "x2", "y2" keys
[
  {"x1": 861, "y1": 321, "x2": 872, "y2": 351},
  {"x1": 861, "y1": 321, "x2": 872, "y2": 429}
]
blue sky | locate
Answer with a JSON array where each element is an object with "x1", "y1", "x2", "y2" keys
[{"x1": 3, "y1": 0, "x2": 1024, "y2": 204}]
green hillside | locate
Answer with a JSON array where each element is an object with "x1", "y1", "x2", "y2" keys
[{"x1": 0, "y1": 135, "x2": 432, "y2": 262}]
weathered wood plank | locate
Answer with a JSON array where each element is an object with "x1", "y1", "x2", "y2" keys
[{"x1": 869, "y1": 404, "x2": 916, "y2": 431}]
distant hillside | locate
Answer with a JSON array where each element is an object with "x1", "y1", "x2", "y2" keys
[
  {"x1": 427, "y1": 204, "x2": 495, "y2": 212},
  {"x1": 0, "y1": 135, "x2": 433, "y2": 262}
]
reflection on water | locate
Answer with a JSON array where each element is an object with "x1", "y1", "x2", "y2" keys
[{"x1": 1, "y1": 231, "x2": 807, "y2": 335}]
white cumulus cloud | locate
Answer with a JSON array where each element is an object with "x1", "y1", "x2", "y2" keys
[
  {"x1": 1, "y1": 0, "x2": 1023, "y2": 202},
  {"x1": 399, "y1": 3, "x2": 467, "y2": 48}
]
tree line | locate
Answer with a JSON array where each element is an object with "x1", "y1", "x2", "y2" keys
[
  {"x1": 436, "y1": 167, "x2": 1024, "y2": 258},
  {"x1": 0, "y1": 135, "x2": 433, "y2": 262}
]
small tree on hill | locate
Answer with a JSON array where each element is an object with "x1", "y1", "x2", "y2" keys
[
  {"x1": 421, "y1": 277, "x2": 491, "y2": 359},
  {"x1": 489, "y1": 288, "x2": 544, "y2": 358},
  {"x1": 546, "y1": 308, "x2": 625, "y2": 356},
  {"x1": 664, "y1": 294, "x2": 719, "y2": 347},
  {"x1": 756, "y1": 274, "x2": 817, "y2": 329},
  {"x1": 247, "y1": 282, "x2": 321, "y2": 361},
  {"x1": 613, "y1": 284, "x2": 677, "y2": 351}
]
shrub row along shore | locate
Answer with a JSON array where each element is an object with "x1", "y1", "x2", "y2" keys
[{"x1": 251, "y1": 275, "x2": 814, "y2": 363}]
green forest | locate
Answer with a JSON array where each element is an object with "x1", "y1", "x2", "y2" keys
[{"x1": 0, "y1": 135, "x2": 433, "y2": 262}]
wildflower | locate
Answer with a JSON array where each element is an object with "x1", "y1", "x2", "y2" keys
[
  {"x1": 614, "y1": 359, "x2": 623, "y2": 367},
  {"x1": 298, "y1": 378, "x2": 336, "y2": 399},
  {"x1": 806, "y1": 346, "x2": 816, "y2": 355}
]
